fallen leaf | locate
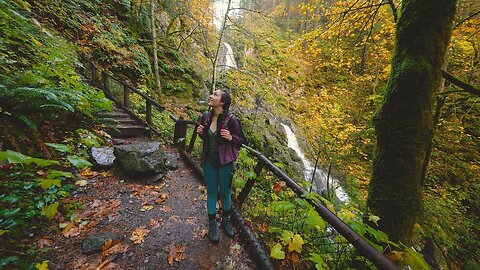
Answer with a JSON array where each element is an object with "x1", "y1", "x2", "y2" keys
[
  {"x1": 193, "y1": 228, "x2": 208, "y2": 239},
  {"x1": 140, "y1": 205, "x2": 154, "y2": 212},
  {"x1": 130, "y1": 227, "x2": 149, "y2": 244},
  {"x1": 288, "y1": 234, "x2": 305, "y2": 253},
  {"x1": 186, "y1": 217, "x2": 196, "y2": 225},
  {"x1": 75, "y1": 180, "x2": 88, "y2": 186},
  {"x1": 155, "y1": 193, "x2": 169, "y2": 204},
  {"x1": 162, "y1": 206, "x2": 172, "y2": 212},
  {"x1": 386, "y1": 251, "x2": 403, "y2": 262},
  {"x1": 78, "y1": 167, "x2": 99, "y2": 179},
  {"x1": 259, "y1": 223, "x2": 268, "y2": 233},
  {"x1": 61, "y1": 223, "x2": 79, "y2": 237},
  {"x1": 288, "y1": 252, "x2": 300, "y2": 263},
  {"x1": 150, "y1": 218, "x2": 163, "y2": 228},
  {"x1": 167, "y1": 244, "x2": 187, "y2": 266},
  {"x1": 272, "y1": 181, "x2": 286, "y2": 194},
  {"x1": 102, "y1": 239, "x2": 128, "y2": 258},
  {"x1": 169, "y1": 215, "x2": 180, "y2": 222},
  {"x1": 37, "y1": 238, "x2": 53, "y2": 249}
]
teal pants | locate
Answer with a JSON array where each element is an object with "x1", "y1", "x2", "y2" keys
[{"x1": 202, "y1": 155, "x2": 233, "y2": 215}]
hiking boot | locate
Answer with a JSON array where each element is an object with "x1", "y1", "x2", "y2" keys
[
  {"x1": 222, "y1": 215, "x2": 235, "y2": 238},
  {"x1": 209, "y1": 219, "x2": 219, "y2": 243}
]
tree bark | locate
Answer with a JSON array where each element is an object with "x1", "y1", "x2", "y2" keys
[
  {"x1": 150, "y1": 0, "x2": 162, "y2": 99},
  {"x1": 366, "y1": 0, "x2": 457, "y2": 244}
]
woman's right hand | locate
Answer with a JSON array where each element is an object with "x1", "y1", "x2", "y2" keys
[{"x1": 196, "y1": 125, "x2": 204, "y2": 135}]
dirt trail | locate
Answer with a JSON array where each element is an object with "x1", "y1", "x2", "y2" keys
[{"x1": 44, "y1": 146, "x2": 255, "y2": 270}]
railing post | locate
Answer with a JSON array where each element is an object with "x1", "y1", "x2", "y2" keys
[
  {"x1": 187, "y1": 118, "x2": 200, "y2": 153},
  {"x1": 146, "y1": 100, "x2": 152, "y2": 125},
  {"x1": 102, "y1": 71, "x2": 110, "y2": 93},
  {"x1": 173, "y1": 117, "x2": 187, "y2": 149},
  {"x1": 237, "y1": 146, "x2": 273, "y2": 207},
  {"x1": 123, "y1": 84, "x2": 131, "y2": 109},
  {"x1": 91, "y1": 63, "x2": 97, "y2": 86}
]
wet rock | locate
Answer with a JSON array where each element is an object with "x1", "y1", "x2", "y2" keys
[
  {"x1": 114, "y1": 142, "x2": 166, "y2": 175},
  {"x1": 82, "y1": 234, "x2": 119, "y2": 254},
  {"x1": 91, "y1": 146, "x2": 116, "y2": 167},
  {"x1": 165, "y1": 153, "x2": 179, "y2": 170}
]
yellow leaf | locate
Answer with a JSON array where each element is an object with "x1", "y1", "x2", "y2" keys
[
  {"x1": 288, "y1": 234, "x2": 305, "y2": 253},
  {"x1": 35, "y1": 261, "x2": 49, "y2": 270},
  {"x1": 130, "y1": 227, "x2": 149, "y2": 244},
  {"x1": 140, "y1": 205, "x2": 154, "y2": 212}
]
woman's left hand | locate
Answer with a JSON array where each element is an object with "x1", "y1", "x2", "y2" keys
[{"x1": 220, "y1": 129, "x2": 232, "y2": 141}]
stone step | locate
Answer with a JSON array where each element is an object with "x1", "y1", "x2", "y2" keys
[{"x1": 107, "y1": 125, "x2": 150, "y2": 138}]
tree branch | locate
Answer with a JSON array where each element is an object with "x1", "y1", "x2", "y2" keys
[
  {"x1": 386, "y1": 0, "x2": 398, "y2": 22},
  {"x1": 440, "y1": 70, "x2": 480, "y2": 96},
  {"x1": 453, "y1": 10, "x2": 480, "y2": 30}
]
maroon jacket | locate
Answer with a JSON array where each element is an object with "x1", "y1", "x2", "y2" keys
[{"x1": 199, "y1": 111, "x2": 244, "y2": 165}]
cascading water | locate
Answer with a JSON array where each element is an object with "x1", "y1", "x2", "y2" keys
[{"x1": 281, "y1": 124, "x2": 349, "y2": 202}]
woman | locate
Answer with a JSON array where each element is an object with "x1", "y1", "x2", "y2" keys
[{"x1": 196, "y1": 89, "x2": 244, "y2": 243}]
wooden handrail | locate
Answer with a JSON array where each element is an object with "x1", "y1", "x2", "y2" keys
[{"x1": 105, "y1": 73, "x2": 165, "y2": 112}]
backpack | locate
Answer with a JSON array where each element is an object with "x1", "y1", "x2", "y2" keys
[{"x1": 221, "y1": 112, "x2": 233, "y2": 130}]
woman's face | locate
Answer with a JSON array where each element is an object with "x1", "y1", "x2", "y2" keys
[{"x1": 208, "y1": 90, "x2": 224, "y2": 109}]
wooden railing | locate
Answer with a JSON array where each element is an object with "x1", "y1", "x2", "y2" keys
[
  {"x1": 171, "y1": 116, "x2": 398, "y2": 270},
  {"x1": 90, "y1": 64, "x2": 165, "y2": 136}
]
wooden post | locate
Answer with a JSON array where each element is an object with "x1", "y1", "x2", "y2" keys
[
  {"x1": 91, "y1": 63, "x2": 97, "y2": 85},
  {"x1": 237, "y1": 146, "x2": 273, "y2": 207},
  {"x1": 102, "y1": 71, "x2": 110, "y2": 93},
  {"x1": 146, "y1": 100, "x2": 152, "y2": 125},
  {"x1": 173, "y1": 117, "x2": 187, "y2": 149},
  {"x1": 123, "y1": 84, "x2": 131, "y2": 109},
  {"x1": 187, "y1": 124, "x2": 198, "y2": 153}
]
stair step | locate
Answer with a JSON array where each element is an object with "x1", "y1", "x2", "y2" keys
[{"x1": 107, "y1": 125, "x2": 150, "y2": 138}]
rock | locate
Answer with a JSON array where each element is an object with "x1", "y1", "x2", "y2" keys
[
  {"x1": 164, "y1": 153, "x2": 179, "y2": 170},
  {"x1": 114, "y1": 142, "x2": 166, "y2": 175},
  {"x1": 82, "y1": 234, "x2": 119, "y2": 255},
  {"x1": 91, "y1": 146, "x2": 115, "y2": 167}
]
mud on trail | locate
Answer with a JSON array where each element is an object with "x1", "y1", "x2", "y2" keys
[{"x1": 42, "y1": 147, "x2": 254, "y2": 270}]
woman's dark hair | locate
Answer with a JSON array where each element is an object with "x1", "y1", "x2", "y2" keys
[{"x1": 220, "y1": 90, "x2": 231, "y2": 111}]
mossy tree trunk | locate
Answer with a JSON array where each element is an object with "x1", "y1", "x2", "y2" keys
[{"x1": 366, "y1": 0, "x2": 456, "y2": 244}]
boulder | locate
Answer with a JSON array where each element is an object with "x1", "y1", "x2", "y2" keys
[
  {"x1": 164, "y1": 153, "x2": 179, "y2": 170},
  {"x1": 114, "y1": 142, "x2": 166, "y2": 175},
  {"x1": 91, "y1": 146, "x2": 115, "y2": 167},
  {"x1": 82, "y1": 233, "x2": 119, "y2": 254}
]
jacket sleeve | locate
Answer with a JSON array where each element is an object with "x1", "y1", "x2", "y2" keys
[{"x1": 228, "y1": 116, "x2": 244, "y2": 146}]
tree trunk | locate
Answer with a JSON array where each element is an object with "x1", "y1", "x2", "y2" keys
[
  {"x1": 366, "y1": 0, "x2": 456, "y2": 244},
  {"x1": 150, "y1": 0, "x2": 162, "y2": 99}
]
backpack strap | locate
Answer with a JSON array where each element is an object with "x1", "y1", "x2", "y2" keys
[{"x1": 221, "y1": 113, "x2": 233, "y2": 130}]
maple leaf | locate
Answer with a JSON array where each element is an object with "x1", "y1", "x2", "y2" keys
[
  {"x1": 102, "y1": 239, "x2": 128, "y2": 258},
  {"x1": 35, "y1": 261, "x2": 49, "y2": 270},
  {"x1": 130, "y1": 227, "x2": 149, "y2": 244},
  {"x1": 167, "y1": 244, "x2": 187, "y2": 266},
  {"x1": 149, "y1": 218, "x2": 163, "y2": 228},
  {"x1": 270, "y1": 243, "x2": 285, "y2": 260},
  {"x1": 288, "y1": 234, "x2": 305, "y2": 253},
  {"x1": 272, "y1": 181, "x2": 286, "y2": 194}
]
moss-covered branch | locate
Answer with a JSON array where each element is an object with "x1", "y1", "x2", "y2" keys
[{"x1": 440, "y1": 70, "x2": 480, "y2": 96}]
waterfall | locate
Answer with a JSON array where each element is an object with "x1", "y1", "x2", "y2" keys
[
  {"x1": 223, "y1": 42, "x2": 237, "y2": 69},
  {"x1": 281, "y1": 124, "x2": 349, "y2": 202}
]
